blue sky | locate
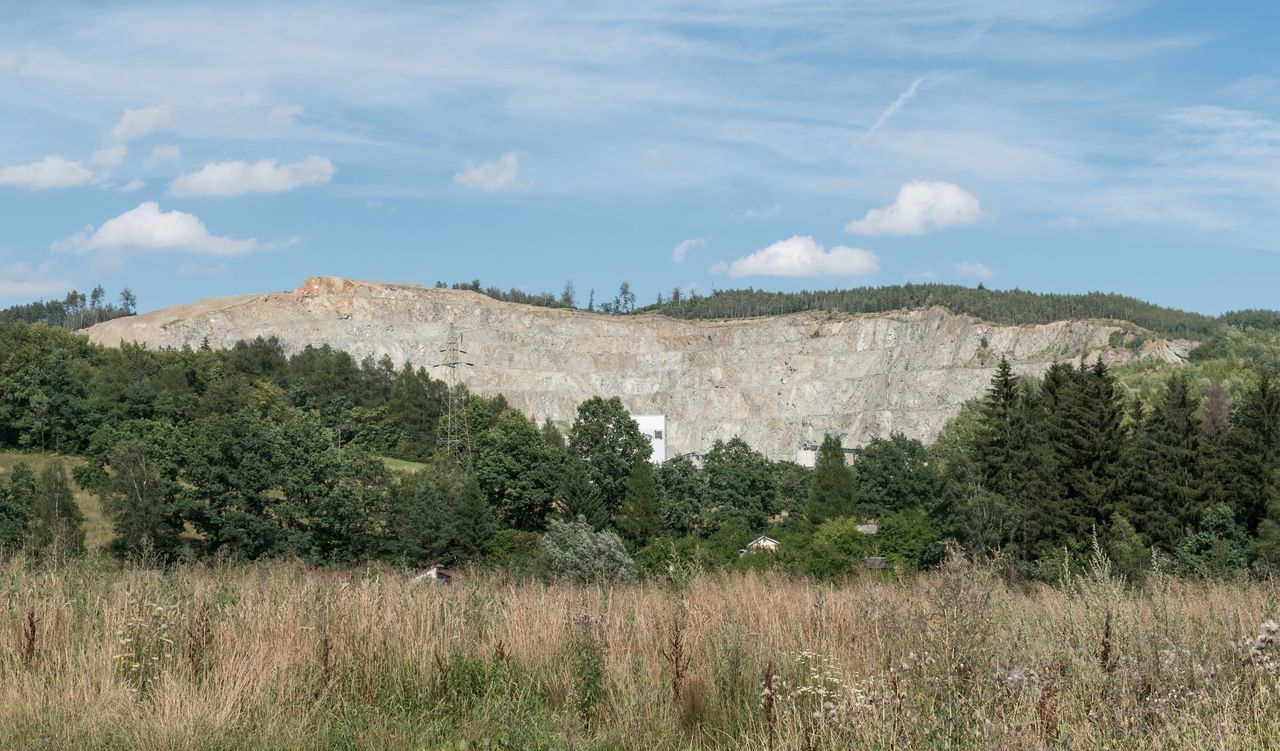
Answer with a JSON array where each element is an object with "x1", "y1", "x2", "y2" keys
[{"x1": 1, "y1": 1, "x2": 1278, "y2": 315}]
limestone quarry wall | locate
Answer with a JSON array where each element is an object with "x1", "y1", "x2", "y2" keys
[{"x1": 85, "y1": 277, "x2": 1192, "y2": 461}]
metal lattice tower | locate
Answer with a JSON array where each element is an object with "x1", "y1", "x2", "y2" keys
[{"x1": 439, "y1": 325, "x2": 477, "y2": 469}]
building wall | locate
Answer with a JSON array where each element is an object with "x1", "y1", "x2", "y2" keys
[{"x1": 632, "y1": 414, "x2": 667, "y2": 463}]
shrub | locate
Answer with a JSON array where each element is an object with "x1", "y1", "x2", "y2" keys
[{"x1": 537, "y1": 517, "x2": 637, "y2": 583}]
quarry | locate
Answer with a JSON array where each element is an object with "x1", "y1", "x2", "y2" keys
[{"x1": 85, "y1": 276, "x2": 1194, "y2": 462}]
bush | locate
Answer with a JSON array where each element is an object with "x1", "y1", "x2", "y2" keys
[{"x1": 537, "y1": 517, "x2": 636, "y2": 583}]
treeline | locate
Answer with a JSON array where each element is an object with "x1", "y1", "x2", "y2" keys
[
  {"x1": 0, "y1": 286, "x2": 136, "y2": 330},
  {"x1": 924, "y1": 358, "x2": 1280, "y2": 580},
  {"x1": 643, "y1": 285, "x2": 1280, "y2": 340},
  {"x1": 2, "y1": 319, "x2": 1279, "y2": 582},
  {"x1": 439, "y1": 279, "x2": 578, "y2": 311},
  {"x1": 437, "y1": 277, "x2": 1280, "y2": 341}
]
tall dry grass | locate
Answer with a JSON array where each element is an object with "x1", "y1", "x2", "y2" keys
[{"x1": 0, "y1": 553, "x2": 1277, "y2": 749}]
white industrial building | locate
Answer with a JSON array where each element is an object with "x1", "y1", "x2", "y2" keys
[{"x1": 632, "y1": 414, "x2": 667, "y2": 464}]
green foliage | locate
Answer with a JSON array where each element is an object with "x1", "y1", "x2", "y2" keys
[
  {"x1": 0, "y1": 462, "x2": 35, "y2": 553},
  {"x1": 0, "y1": 285, "x2": 134, "y2": 329},
  {"x1": 642, "y1": 282, "x2": 1232, "y2": 339},
  {"x1": 99, "y1": 437, "x2": 186, "y2": 561},
  {"x1": 703, "y1": 437, "x2": 776, "y2": 530},
  {"x1": 305, "y1": 444, "x2": 394, "y2": 564},
  {"x1": 568, "y1": 397, "x2": 651, "y2": 518},
  {"x1": 473, "y1": 409, "x2": 561, "y2": 531},
  {"x1": 852, "y1": 433, "x2": 942, "y2": 519},
  {"x1": 555, "y1": 456, "x2": 609, "y2": 530},
  {"x1": 615, "y1": 456, "x2": 660, "y2": 548},
  {"x1": 779, "y1": 517, "x2": 875, "y2": 579},
  {"x1": 436, "y1": 476, "x2": 498, "y2": 565},
  {"x1": 655, "y1": 455, "x2": 707, "y2": 537},
  {"x1": 1174, "y1": 504, "x2": 1252, "y2": 578},
  {"x1": 1105, "y1": 513, "x2": 1150, "y2": 584},
  {"x1": 876, "y1": 508, "x2": 942, "y2": 570},
  {"x1": 566, "y1": 618, "x2": 607, "y2": 728},
  {"x1": 485, "y1": 528, "x2": 541, "y2": 571},
  {"x1": 805, "y1": 435, "x2": 853, "y2": 524},
  {"x1": 771, "y1": 460, "x2": 812, "y2": 518},
  {"x1": 538, "y1": 518, "x2": 636, "y2": 583},
  {"x1": 1125, "y1": 372, "x2": 1206, "y2": 548},
  {"x1": 29, "y1": 462, "x2": 85, "y2": 557}
]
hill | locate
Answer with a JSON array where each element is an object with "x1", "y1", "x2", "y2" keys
[{"x1": 84, "y1": 276, "x2": 1193, "y2": 461}]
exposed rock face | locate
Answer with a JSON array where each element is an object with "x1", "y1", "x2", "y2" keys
[{"x1": 85, "y1": 277, "x2": 1190, "y2": 461}]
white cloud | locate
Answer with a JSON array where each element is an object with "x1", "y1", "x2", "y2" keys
[
  {"x1": 672, "y1": 237, "x2": 705, "y2": 263},
  {"x1": 54, "y1": 201, "x2": 260, "y2": 257},
  {"x1": 953, "y1": 261, "x2": 995, "y2": 281},
  {"x1": 109, "y1": 105, "x2": 172, "y2": 144},
  {"x1": 743, "y1": 203, "x2": 782, "y2": 220},
  {"x1": 713, "y1": 235, "x2": 879, "y2": 278},
  {"x1": 846, "y1": 180, "x2": 982, "y2": 236},
  {"x1": 90, "y1": 143, "x2": 129, "y2": 169},
  {"x1": 0, "y1": 262, "x2": 70, "y2": 302},
  {"x1": 145, "y1": 145, "x2": 182, "y2": 168},
  {"x1": 454, "y1": 150, "x2": 521, "y2": 192},
  {"x1": 0, "y1": 52, "x2": 19, "y2": 75},
  {"x1": 0, "y1": 155, "x2": 94, "y2": 189},
  {"x1": 170, "y1": 156, "x2": 334, "y2": 197},
  {"x1": 121, "y1": 178, "x2": 146, "y2": 192},
  {"x1": 92, "y1": 105, "x2": 173, "y2": 168},
  {"x1": 267, "y1": 104, "x2": 303, "y2": 127}
]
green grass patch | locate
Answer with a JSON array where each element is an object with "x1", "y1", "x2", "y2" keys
[{"x1": 380, "y1": 456, "x2": 428, "y2": 473}]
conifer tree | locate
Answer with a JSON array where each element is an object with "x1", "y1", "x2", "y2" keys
[
  {"x1": 557, "y1": 456, "x2": 609, "y2": 530},
  {"x1": 1126, "y1": 372, "x2": 1205, "y2": 547},
  {"x1": 1040, "y1": 360, "x2": 1128, "y2": 544},
  {"x1": 973, "y1": 359, "x2": 1057, "y2": 557},
  {"x1": 438, "y1": 479, "x2": 497, "y2": 565},
  {"x1": 1216, "y1": 371, "x2": 1280, "y2": 532},
  {"x1": 616, "y1": 456, "x2": 660, "y2": 548},
  {"x1": 806, "y1": 434, "x2": 854, "y2": 524},
  {"x1": 1253, "y1": 470, "x2": 1280, "y2": 573}
]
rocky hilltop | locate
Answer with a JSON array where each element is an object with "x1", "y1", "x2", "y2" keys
[{"x1": 85, "y1": 277, "x2": 1193, "y2": 461}]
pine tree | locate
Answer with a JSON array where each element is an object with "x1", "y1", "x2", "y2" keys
[
  {"x1": 972, "y1": 359, "x2": 1057, "y2": 557},
  {"x1": 1039, "y1": 360, "x2": 1128, "y2": 545},
  {"x1": 438, "y1": 479, "x2": 497, "y2": 565},
  {"x1": 616, "y1": 457, "x2": 660, "y2": 548},
  {"x1": 557, "y1": 456, "x2": 608, "y2": 529},
  {"x1": 1126, "y1": 372, "x2": 1205, "y2": 547},
  {"x1": 1216, "y1": 371, "x2": 1280, "y2": 533},
  {"x1": 1254, "y1": 469, "x2": 1280, "y2": 573},
  {"x1": 806, "y1": 434, "x2": 854, "y2": 524}
]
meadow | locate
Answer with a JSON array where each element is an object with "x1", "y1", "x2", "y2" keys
[{"x1": 1, "y1": 553, "x2": 1277, "y2": 750}]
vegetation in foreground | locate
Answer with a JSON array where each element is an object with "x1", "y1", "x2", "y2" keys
[
  {"x1": 2, "y1": 315, "x2": 1280, "y2": 585},
  {"x1": 1, "y1": 555, "x2": 1278, "y2": 750}
]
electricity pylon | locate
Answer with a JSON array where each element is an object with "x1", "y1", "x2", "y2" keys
[{"x1": 439, "y1": 325, "x2": 478, "y2": 469}]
